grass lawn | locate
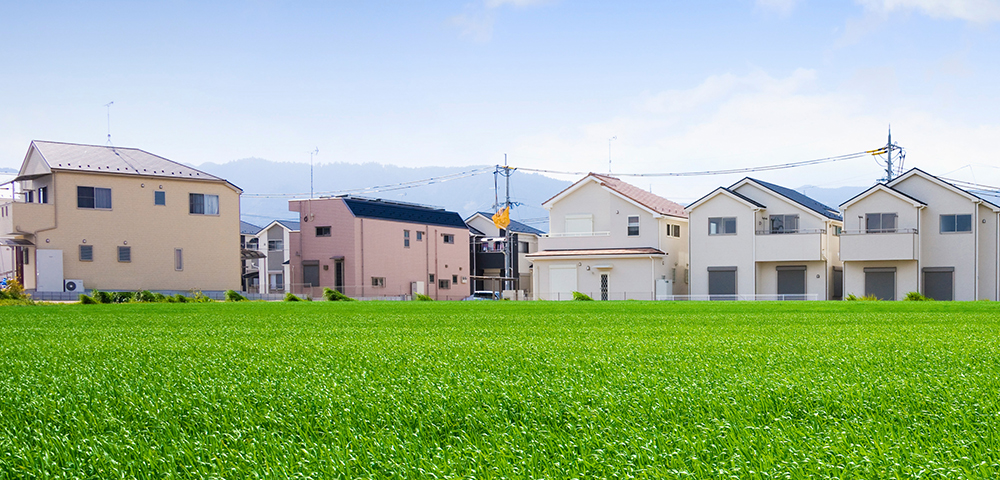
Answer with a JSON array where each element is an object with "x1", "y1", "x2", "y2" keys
[{"x1": 1, "y1": 301, "x2": 999, "y2": 478}]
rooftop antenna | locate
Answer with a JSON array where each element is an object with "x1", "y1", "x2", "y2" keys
[
  {"x1": 309, "y1": 148, "x2": 319, "y2": 199},
  {"x1": 608, "y1": 136, "x2": 617, "y2": 174},
  {"x1": 104, "y1": 101, "x2": 114, "y2": 145}
]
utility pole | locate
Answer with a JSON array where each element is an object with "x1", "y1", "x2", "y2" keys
[
  {"x1": 608, "y1": 136, "x2": 617, "y2": 174},
  {"x1": 309, "y1": 148, "x2": 319, "y2": 199},
  {"x1": 104, "y1": 101, "x2": 114, "y2": 145},
  {"x1": 876, "y1": 126, "x2": 904, "y2": 183}
]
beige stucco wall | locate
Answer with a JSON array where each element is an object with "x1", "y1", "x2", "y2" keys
[
  {"x1": 23, "y1": 170, "x2": 240, "y2": 291},
  {"x1": 843, "y1": 260, "x2": 919, "y2": 300},
  {"x1": 688, "y1": 193, "x2": 756, "y2": 296},
  {"x1": 532, "y1": 255, "x2": 667, "y2": 300},
  {"x1": 543, "y1": 180, "x2": 666, "y2": 250}
]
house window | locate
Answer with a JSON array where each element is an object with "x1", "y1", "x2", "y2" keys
[
  {"x1": 174, "y1": 249, "x2": 183, "y2": 271},
  {"x1": 371, "y1": 277, "x2": 385, "y2": 288},
  {"x1": 452, "y1": 274, "x2": 458, "y2": 284},
  {"x1": 709, "y1": 217, "x2": 737, "y2": 235},
  {"x1": 78, "y1": 186, "x2": 112, "y2": 209},
  {"x1": 247, "y1": 238, "x2": 259, "y2": 250},
  {"x1": 154, "y1": 191, "x2": 166, "y2": 206},
  {"x1": 79, "y1": 245, "x2": 93, "y2": 262},
  {"x1": 404, "y1": 230, "x2": 410, "y2": 248},
  {"x1": 833, "y1": 226, "x2": 842, "y2": 236},
  {"x1": 519, "y1": 241, "x2": 529, "y2": 253},
  {"x1": 443, "y1": 234, "x2": 454, "y2": 244},
  {"x1": 118, "y1": 246, "x2": 131, "y2": 263},
  {"x1": 25, "y1": 190, "x2": 33, "y2": 203},
  {"x1": 316, "y1": 226, "x2": 331, "y2": 237},
  {"x1": 565, "y1": 214, "x2": 594, "y2": 234},
  {"x1": 769, "y1": 214, "x2": 799, "y2": 234},
  {"x1": 940, "y1": 214, "x2": 972, "y2": 233},
  {"x1": 672, "y1": 224, "x2": 681, "y2": 237},
  {"x1": 865, "y1": 213, "x2": 897, "y2": 233},
  {"x1": 627, "y1": 215, "x2": 640, "y2": 236},
  {"x1": 438, "y1": 278, "x2": 451, "y2": 289},
  {"x1": 428, "y1": 273, "x2": 435, "y2": 283},
  {"x1": 38, "y1": 187, "x2": 48, "y2": 204},
  {"x1": 189, "y1": 193, "x2": 219, "y2": 215},
  {"x1": 416, "y1": 231, "x2": 423, "y2": 241},
  {"x1": 268, "y1": 240, "x2": 283, "y2": 251}
]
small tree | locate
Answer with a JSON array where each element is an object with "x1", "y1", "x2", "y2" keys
[
  {"x1": 225, "y1": 290, "x2": 247, "y2": 302},
  {"x1": 323, "y1": 288, "x2": 355, "y2": 301},
  {"x1": 572, "y1": 291, "x2": 594, "y2": 301},
  {"x1": 284, "y1": 292, "x2": 302, "y2": 302}
]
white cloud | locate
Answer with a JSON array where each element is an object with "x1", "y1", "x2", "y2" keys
[
  {"x1": 855, "y1": 0, "x2": 1000, "y2": 22},
  {"x1": 755, "y1": 0, "x2": 801, "y2": 16},
  {"x1": 450, "y1": 0, "x2": 552, "y2": 41},
  {"x1": 507, "y1": 69, "x2": 1000, "y2": 203}
]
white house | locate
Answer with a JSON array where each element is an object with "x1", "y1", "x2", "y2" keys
[
  {"x1": 840, "y1": 168, "x2": 1000, "y2": 301},
  {"x1": 527, "y1": 173, "x2": 688, "y2": 300},
  {"x1": 244, "y1": 219, "x2": 298, "y2": 293},
  {"x1": 686, "y1": 178, "x2": 844, "y2": 300}
]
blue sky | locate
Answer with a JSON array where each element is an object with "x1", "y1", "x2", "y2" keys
[{"x1": 2, "y1": 0, "x2": 999, "y2": 202}]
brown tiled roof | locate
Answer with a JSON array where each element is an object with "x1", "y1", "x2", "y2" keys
[
  {"x1": 526, "y1": 247, "x2": 665, "y2": 258},
  {"x1": 589, "y1": 173, "x2": 687, "y2": 218},
  {"x1": 544, "y1": 173, "x2": 687, "y2": 218}
]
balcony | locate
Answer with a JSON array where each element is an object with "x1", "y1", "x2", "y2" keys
[
  {"x1": 839, "y1": 228, "x2": 918, "y2": 261},
  {"x1": 0, "y1": 200, "x2": 55, "y2": 236},
  {"x1": 754, "y1": 228, "x2": 826, "y2": 262}
]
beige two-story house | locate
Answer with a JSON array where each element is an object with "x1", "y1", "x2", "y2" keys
[
  {"x1": 527, "y1": 173, "x2": 689, "y2": 300},
  {"x1": 686, "y1": 178, "x2": 844, "y2": 300},
  {"x1": 0, "y1": 141, "x2": 242, "y2": 293},
  {"x1": 840, "y1": 168, "x2": 1000, "y2": 301}
]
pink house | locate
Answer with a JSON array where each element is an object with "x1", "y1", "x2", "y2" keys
[{"x1": 288, "y1": 196, "x2": 471, "y2": 300}]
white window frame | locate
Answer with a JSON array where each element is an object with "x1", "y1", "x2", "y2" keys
[
  {"x1": 627, "y1": 215, "x2": 640, "y2": 236},
  {"x1": 709, "y1": 217, "x2": 737, "y2": 235},
  {"x1": 189, "y1": 193, "x2": 220, "y2": 215}
]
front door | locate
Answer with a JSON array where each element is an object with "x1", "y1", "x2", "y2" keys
[
  {"x1": 35, "y1": 249, "x2": 63, "y2": 292},
  {"x1": 600, "y1": 274, "x2": 609, "y2": 301}
]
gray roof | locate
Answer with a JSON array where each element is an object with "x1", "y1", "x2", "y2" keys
[
  {"x1": 240, "y1": 221, "x2": 262, "y2": 235},
  {"x1": 274, "y1": 220, "x2": 301, "y2": 231},
  {"x1": 28, "y1": 140, "x2": 229, "y2": 184},
  {"x1": 742, "y1": 178, "x2": 843, "y2": 221},
  {"x1": 473, "y1": 212, "x2": 545, "y2": 236}
]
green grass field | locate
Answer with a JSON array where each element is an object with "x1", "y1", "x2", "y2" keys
[{"x1": 2, "y1": 301, "x2": 1000, "y2": 478}]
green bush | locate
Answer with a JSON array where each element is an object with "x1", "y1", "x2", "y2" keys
[
  {"x1": 323, "y1": 288, "x2": 355, "y2": 301},
  {"x1": 413, "y1": 293, "x2": 434, "y2": 301},
  {"x1": 79, "y1": 294, "x2": 97, "y2": 305},
  {"x1": 2, "y1": 279, "x2": 27, "y2": 300},
  {"x1": 904, "y1": 291, "x2": 932, "y2": 301},
  {"x1": 572, "y1": 291, "x2": 594, "y2": 301},
  {"x1": 190, "y1": 291, "x2": 214, "y2": 303},
  {"x1": 152, "y1": 292, "x2": 168, "y2": 302},
  {"x1": 225, "y1": 290, "x2": 247, "y2": 302},
  {"x1": 171, "y1": 294, "x2": 189, "y2": 303},
  {"x1": 284, "y1": 292, "x2": 302, "y2": 302},
  {"x1": 111, "y1": 292, "x2": 134, "y2": 303},
  {"x1": 134, "y1": 290, "x2": 156, "y2": 303},
  {"x1": 91, "y1": 290, "x2": 112, "y2": 304}
]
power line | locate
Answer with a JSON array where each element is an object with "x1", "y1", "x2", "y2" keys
[{"x1": 242, "y1": 167, "x2": 494, "y2": 198}]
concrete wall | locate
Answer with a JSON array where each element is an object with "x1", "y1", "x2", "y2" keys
[{"x1": 21, "y1": 170, "x2": 240, "y2": 291}]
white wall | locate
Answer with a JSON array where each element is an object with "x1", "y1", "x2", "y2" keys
[{"x1": 688, "y1": 194, "x2": 756, "y2": 296}]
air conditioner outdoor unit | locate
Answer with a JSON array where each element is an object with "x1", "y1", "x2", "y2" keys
[{"x1": 64, "y1": 279, "x2": 85, "y2": 293}]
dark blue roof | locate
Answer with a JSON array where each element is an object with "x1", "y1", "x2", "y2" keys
[
  {"x1": 240, "y1": 221, "x2": 261, "y2": 235},
  {"x1": 343, "y1": 197, "x2": 468, "y2": 229},
  {"x1": 474, "y1": 212, "x2": 545, "y2": 235},
  {"x1": 274, "y1": 220, "x2": 301, "y2": 231},
  {"x1": 743, "y1": 178, "x2": 843, "y2": 221},
  {"x1": 686, "y1": 186, "x2": 766, "y2": 210}
]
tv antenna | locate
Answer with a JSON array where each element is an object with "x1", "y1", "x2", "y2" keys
[
  {"x1": 309, "y1": 148, "x2": 319, "y2": 199},
  {"x1": 608, "y1": 136, "x2": 617, "y2": 174},
  {"x1": 104, "y1": 101, "x2": 114, "y2": 145}
]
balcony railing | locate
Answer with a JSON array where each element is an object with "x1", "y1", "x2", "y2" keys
[
  {"x1": 755, "y1": 228, "x2": 826, "y2": 235},
  {"x1": 840, "y1": 228, "x2": 918, "y2": 235}
]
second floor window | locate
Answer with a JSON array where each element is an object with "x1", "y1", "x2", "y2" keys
[
  {"x1": 316, "y1": 226, "x2": 331, "y2": 237},
  {"x1": 154, "y1": 191, "x2": 166, "y2": 206},
  {"x1": 404, "y1": 230, "x2": 410, "y2": 247},
  {"x1": 865, "y1": 213, "x2": 897, "y2": 233},
  {"x1": 769, "y1": 214, "x2": 799, "y2": 234},
  {"x1": 247, "y1": 238, "x2": 259, "y2": 250},
  {"x1": 627, "y1": 216, "x2": 640, "y2": 236},
  {"x1": 371, "y1": 277, "x2": 385, "y2": 288},
  {"x1": 118, "y1": 246, "x2": 131, "y2": 263},
  {"x1": 416, "y1": 231, "x2": 423, "y2": 241},
  {"x1": 189, "y1": 193, "x2": 219, "y2": 215},
  {"x1": 268, "y1": 240, "x2": 283, "y2": 251},
  {"x1": 78, "y1": 186, "x2": 112, "y2": 209},
  {"x1": 940, "y1": 214, "x2": 972, "y2": 233},
  {"x1": 672, "y1": 224, "x2": 681, "y2": 237},
  {"x1": 443, "y1": 234, "x2": 454, "y2": 244},
  {"x1": 709, "y1": 217, "x2": 737, "y2": 235}
]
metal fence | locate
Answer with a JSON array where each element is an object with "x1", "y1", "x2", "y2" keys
[{"x1": 537, "y1": 291, "x2": 820, "y2": 301}]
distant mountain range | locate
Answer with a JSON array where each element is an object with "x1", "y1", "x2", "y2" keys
[
  {"x1": 194, "y1": 158, "x2": 870, "y2": 230},
  {"x1": 0, "y1": 167, "x2": 16, "y2": 174},
  {"x1": 197, "y1": 158, "x2": 571, "y2": 232}
]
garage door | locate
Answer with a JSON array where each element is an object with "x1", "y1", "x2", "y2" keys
[
  {"x1": 923, "y1": 267, "x2": 954, "y2": 301},
  {"x1": 776, "y1": 266, "x2": 806, "y2": 298},
  {"x1": 708, "y1": 267, "x2": 737, "y2": 300},
  {"x1": 548, "y1": 265, "x2": 577, "y2": 301},
  {"x1": 864, "y1": 267, "x2": 895, "y2": 301}
]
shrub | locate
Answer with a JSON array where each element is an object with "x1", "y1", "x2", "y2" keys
[
  {"x1": 152, "y1": 292, "x2": 168, "y2": 302},
  {"x1": 171, "y1": 294, "x2": 189, "y2": 303},
  {"x1": 111, "y1": 291, "x2": 134, "y2": 304},
  {"x1": 413, "y1": 293, "x2": 434, "y2": 301},
  {"x1": 905, "y1": 291, "x2": 932, "y2": 301},
  {"x1": 572, "y1": 291, "x2": 594, "y2": 301},
  {"x1": 225, "y1": 290, "x2": 247, "y2": 302},
  {"x1": 79, "y1": 294, "x2": 97, "y2": 305},
  {"x1": 284, "y1": 292, "x2": 302, "y2": 302},
  {"x1": 323, "y1": 288, "x2": 355, "y2": 301},
  {"x1": 91, "y1": 290, "x2": 112, "y2": 304},
  {"x1": 3, "y1": 279, "x2": 26, "y2": 300},
  {"x1": 133, "y1": 290, "x2": 155, "y2": 303},
  {"x1": 190, "y1": 291, "x2": 214, "y2": 303}
]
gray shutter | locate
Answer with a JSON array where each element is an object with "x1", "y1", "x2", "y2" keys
[
  {"x1": 708, "y1": 267, "x2": 737, "y2": 298},
  {"x1": 864, "y1": 267, "x2": 896, "y2": 300},
  {"x1": 923, "y1": 267, "x2": 954, "y2": 301},
  {"x1": 776, "y1": 266, "x2": 806, "y2": 296}
]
